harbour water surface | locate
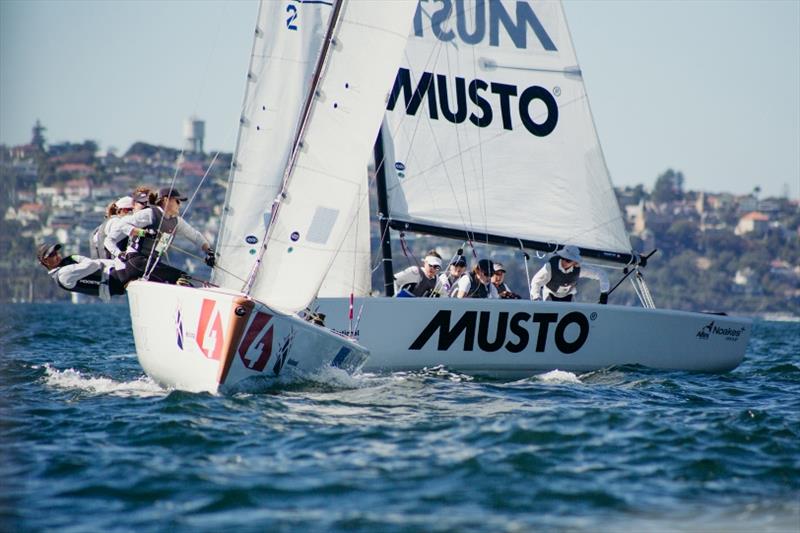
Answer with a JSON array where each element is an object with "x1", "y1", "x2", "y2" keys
[{"x1": 1, "y1": 303, "x2": 798, "y2": 531}]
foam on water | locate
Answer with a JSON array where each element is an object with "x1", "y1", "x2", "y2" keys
[
  {"x1": 40, "y1": 363, "x2": 166, "y2": 398},
  {"x1": 536, "y1": 369, "x2": 582, "y2": 383}
]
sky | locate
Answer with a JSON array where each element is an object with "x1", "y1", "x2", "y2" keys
[{"x1": 1, "y1": 0, "x2": 798, "y2": 199}]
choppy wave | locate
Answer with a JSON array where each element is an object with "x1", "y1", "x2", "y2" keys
[{"x1": 2, "y1": 305, "x2": 799, "y2": 532}]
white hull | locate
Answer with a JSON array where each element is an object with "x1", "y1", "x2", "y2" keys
[
  {"x1": 127, "y1": 281, "x2": 368, "y2": 393},
  {"x1": 314, "y1": 298, "x2": 750, "y2": 376}
]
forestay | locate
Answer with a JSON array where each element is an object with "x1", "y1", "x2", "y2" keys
[
  {"x1": 382, "y1": 0, "x2": 631, "y2": 256},
  {"x1": 250, "y1": 1, "x2": 417, "y2": 313},
  {"x1": 213, "y1": 1, "x2": 333, "y2": 292}
]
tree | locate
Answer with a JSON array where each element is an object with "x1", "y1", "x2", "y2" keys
[{"x1": 652, "y1": 169, "x2": 685, "y2": 204}]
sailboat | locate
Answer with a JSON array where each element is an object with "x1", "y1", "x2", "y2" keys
[
  {"x1": 127, "y1": 0, "x2": 418, "y2": 393},
  {"x1": 312, "y1": 0, "x2": 751, "y2": 375}
]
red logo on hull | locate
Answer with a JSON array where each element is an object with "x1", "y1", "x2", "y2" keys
[
  {"x1": 196, "y1": 299, "x2": 225, "y2": 360},
  {"x1": 238, "y1": 312, "x2": 274, "y2": 371}
]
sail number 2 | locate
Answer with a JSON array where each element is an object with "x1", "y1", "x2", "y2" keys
[{"x1": 286, "y1": 4, "x2": 298, "y2": 31}]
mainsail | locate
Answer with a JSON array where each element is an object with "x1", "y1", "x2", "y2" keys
[
  {"x1": 382, "y1": 0, "x2": 633, "y2": 261},
  {"x1": 216, "y1": 0, "x2": 417, "y2": 313}
]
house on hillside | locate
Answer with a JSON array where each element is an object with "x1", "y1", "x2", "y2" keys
[
  {"x1": 734, "y1": 211, "x2": 769, "y2": 236},
  {"x1": 64, "y1": 178, "x2": 92, "y2": 202}
]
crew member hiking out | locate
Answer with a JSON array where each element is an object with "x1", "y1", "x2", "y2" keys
[
  {"x1": 117, "y1": 188, "x2": 215, "y2": 285},
  {"x1": 530, "y1": 245, "x2": 609, "y2": 303},
  {"x1": 90, "y1": 196, "x2": 135, "y2": 261},
  {"x1": 37, "y1": 242, "x2": 126, "y2": 302},
  {"x1": 104, "y1": 190, "x2": 151, "y2": 270}
]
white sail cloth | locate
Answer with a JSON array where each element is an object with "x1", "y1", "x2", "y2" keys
[
  {"x1": 249, "y1": 1, "x2": 417, "y2": 313},
  {"x1": 213, "y1": 1, "x2": 333, "y2": 293},
  {"x1": 383, "y1": 0, "x2": 631, "y2": 255},
  {"x1": 317, "y1": 167, "x2": 371, "y2": 298}
]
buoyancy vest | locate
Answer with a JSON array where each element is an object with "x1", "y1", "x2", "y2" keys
[
  {"x1": 89, "y1": 221, "x2": 105, "y2": 259},
  {"x1": 467, "y1": 272, "x2": 490, "y2": 298},
  {"x1": 91, "y1": 219, "x2": 129, "y2": 259},
  {"x1": 411, "y1": 273, "x2": 438, "y2": 297},
  {"x1": 131, "y1": 207, "x2": 178, "y2": 257},
  {"x1": 545, "y1": 255, "x2": 581, "y2": 296},
  {"x1": 53, "y1": 256, "x2": 105, "y2": 296}
]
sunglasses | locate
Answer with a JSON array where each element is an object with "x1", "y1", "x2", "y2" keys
[{"x1": 426, "y1": 263, "x2": 441, "y2": 270}]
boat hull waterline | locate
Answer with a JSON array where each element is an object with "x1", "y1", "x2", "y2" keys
[
  {"x1": 314, "y1": 298, "x2": 750, "y2": 376},
  {"x1": 128, "y1": 281, "x2": 368, "y2": 393}
]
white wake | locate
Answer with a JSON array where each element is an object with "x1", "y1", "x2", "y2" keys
[{"x1": 40, "y1": 363, "x2": 166, "y2": 398}]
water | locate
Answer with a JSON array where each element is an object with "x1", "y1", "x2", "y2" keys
[{"x1": 2, "y1": 303, "x2": 798, "y2": 532}]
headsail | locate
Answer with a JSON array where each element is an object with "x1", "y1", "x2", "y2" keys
[
  {"x1": 249, "y1": 1, "x2": 417, "y2": 313},
  {"x1": 213, "y1": 1, "x2": 334, "y2": 292},
  {"x1": 382, "y1": 0, "x2": 632, "y2": 260},
  {"x1": 318, "y1": 167, "x2": 371, "y2": 298}
]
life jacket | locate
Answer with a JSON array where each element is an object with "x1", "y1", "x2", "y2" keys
[
  {"x1": 53, "y1": 256, "x2": 106, "y2": 296},
  {"x1": 545, "y1": 255, "x2": 580, "y2": 296},
  {"x1": 467, "y1": 272, "x2": 490, "y2": 298},
  {"x1": 89, "y1": 221, "x2": 106, "y2": 259},
  {"x1": 411, "y1": 273, "x2": 438, "y2": 297},
  {"x1": 130, "y1": 207, "x2": 178, "y2": 257}
]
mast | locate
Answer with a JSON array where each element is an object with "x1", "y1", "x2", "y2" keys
[{"x1": 373, "y1": 128, "x2": 395, "y2": 296}]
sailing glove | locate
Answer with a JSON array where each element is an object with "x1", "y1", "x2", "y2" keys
[
  {"x1": 599, "y1": 292, "x2": 608, "y2": 305},
  {"x1": 205, "y1": 249, "x2": 216, "y2": 268}
]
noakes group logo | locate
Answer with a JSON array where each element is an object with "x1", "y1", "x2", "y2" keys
[
  {"x1": 696, "y1": 320, "x2": 715, "y2": 340},
  {"x1": 696, "y1": 320, "x2": 746, "y2": 342}
]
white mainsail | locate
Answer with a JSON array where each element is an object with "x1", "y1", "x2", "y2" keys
[
  {"x1": 247, "y1": 1, "x2": 417, "y2": 313},
  {"x1": 383, "y1": 0, "x2": 631, "y2": 255},
  {"x1": 213, "y1": 1, "x2": 334, "y2": 292}
]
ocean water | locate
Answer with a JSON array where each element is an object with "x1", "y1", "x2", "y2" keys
[{"x1": 1, "y1": 303, "x2": 798, "y2": 532}]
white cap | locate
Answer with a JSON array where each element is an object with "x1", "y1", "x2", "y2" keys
[
  {"x1": 557, "y1": 245, "x2": 582, "y2": 263},
  {"x1": 424, "y1": 255, "x2": 442, "y2": 268},
  {"x1": 115, "y1": 196, "x2": 134, "y2": 210}
]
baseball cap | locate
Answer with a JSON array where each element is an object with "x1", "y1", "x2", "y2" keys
[
  {"x1": 159, "y1": 188, "x2": 188, "y2": 201},
  {"x1": 115, "y1": 196, "x2": 134, "y2": 210},
  {"x1": 493, "y1": 262, "x2": 506, "y2": 273},
  {"x1": 37, "y1": 242, "x2": 62, "y2": 263},
  {"x1": 133, "y1": 191, "x2": 150, "y2": 205},
  {"x1": 450, "y1": 255, "x2": 467, "y2": 267},
  {"x1": 424, "y1": 255, "x2": 443, "y2": 268},
  {"x1": 477, "y1": 258, "x2": 494, "y2": 276}
]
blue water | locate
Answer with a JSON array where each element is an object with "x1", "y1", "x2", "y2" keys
[{"x1": 1, "y1": 303, "x2": 798, "y2": 532}]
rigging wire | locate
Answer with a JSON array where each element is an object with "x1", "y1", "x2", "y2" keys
[{"x1": 140, "y1": 2, "x2": 234, "y2": 283}]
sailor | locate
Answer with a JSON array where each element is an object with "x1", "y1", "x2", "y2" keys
[
  {"x1": 37, "y1": 242, "x2": 126, "y2": 302},
  {"x1": 89, "y1": 200, "x2": 119, "y2": 259},
  {"x1": 453, "y1": 258, "x2": 499, "y2": 299},
  {"x1": 116, "y1": 187, "x2": 215, "y2": 285},
  {"x1": 530, "y1": 245, "x2": 609, "y2": 303},
  {"x1": 104, "y1": 192, "x2": 149, "y2": 269},
  {"x1": 393, "y1": 250, "x2": 446, "y2": 297},
  {"x1": 491, "y1": 262, "x2": 521, "y2": 299},
  {"x1": 440, "y1": 253, "x2": 467, "y2": 297},
  {"x1": 89, "y1": 196, "x2": 135, "y2": 261}
]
